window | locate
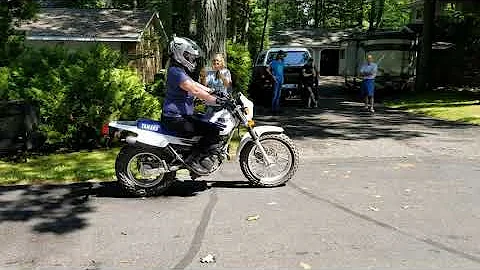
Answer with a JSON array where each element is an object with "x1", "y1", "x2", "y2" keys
[
  {"x1": 267, "y1": 51, "x2": 310, "y2": 66},
  {"x1": 121, "y1": 42, "x2": 137, "y2": 56},
  {"x1": 256, "y1": 52, "x2": 267, "y2": 65}
]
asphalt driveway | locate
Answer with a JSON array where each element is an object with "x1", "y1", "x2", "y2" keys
[{"x1": 1, "y1": 79, "x2": 480, "y2": 269}]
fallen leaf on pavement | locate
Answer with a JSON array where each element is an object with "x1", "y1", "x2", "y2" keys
[
  {"x1": 374, "y1": 195, "x2": 382, "y2": 198},
  {"x1": 404, "y1": 188, "x2": 412, "y2": 193},
  {"x1": 398, "y1": 163, "x2": 416, "y2": 168},
  {"x1": 300, "y1": 262, "x2": 312, "y2": 269},
  {"x1": 369, "y1": 206, "x2": 379, "y2": 212},
  {"x1": 246, "y1": 215, "x2": 260, "y2": 221},
  {"x1": 402, "y1": 205, "x2": 409, "y2": 209},
  {"x1": 200, "y1": 254, "x2": 216, "y2": 263},
  {"x1": 121, "y1": 231, "x2": 127, "y2": 235},
  {"x1": 267, "y1": 202, "x2": 278, "y2": 205}
]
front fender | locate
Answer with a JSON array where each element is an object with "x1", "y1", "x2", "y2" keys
[{"x1": 235, "y1": 125, "x2": 284, "y2": 160}]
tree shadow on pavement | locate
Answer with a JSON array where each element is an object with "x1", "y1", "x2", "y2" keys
[
  {"x1": 0, "y1": 183, "x2": 93, "y2": 235},
  {"x1": 254, "y1": 95, "x2": 475, "y2": 142},
  {"x1": 0, "y1": 179, "x2": 258, "y2": 234}
]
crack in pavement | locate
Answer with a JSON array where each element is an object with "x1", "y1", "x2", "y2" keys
[
  {"x1": 289, "y1": 181, "x2": 480, "y2": 265},
  {"x1": 171, "y1": 189, "x2": 218, "y2": 270}
]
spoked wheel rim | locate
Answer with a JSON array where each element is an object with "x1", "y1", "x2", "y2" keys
[
  {"x1": 247, "y1": 139, "x2": 293, "y2": 184},
  {"x1": 126, "y1": 152, "x2": 166, "y2": 188}
]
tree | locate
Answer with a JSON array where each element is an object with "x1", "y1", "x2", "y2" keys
[
  {"x1": 415, "y1": 0, "x2": 436, "y2": 91},
  {"x1": 260, "y1": 0, "x2": 269, "y2": 51},
  {"x1": 198, "y1": 0, "x2": 228, "y2": 62},
  {"x1": 0, "y1": 0, "x2": 37, "y2": 66}
]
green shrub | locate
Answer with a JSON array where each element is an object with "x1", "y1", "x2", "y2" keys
[
  {"x1": 3, "y1": 45, "x2": 162, "y2": 147},
  {"x1": 0, "y1": 67, "x2": 9, "y2": 99},
  {"x1": 226, "y1": 40, "x2": 252, "y2": 95}
]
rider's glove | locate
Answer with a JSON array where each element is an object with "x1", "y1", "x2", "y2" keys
[{"x1": 215, "y1": 97, "x2": 235, "y2": 109}]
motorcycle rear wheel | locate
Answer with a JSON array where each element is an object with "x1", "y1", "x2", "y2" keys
[
  {"x1": 239, "y1": 134, "x2": 299, "y2": 187},
  {"x1": 115, "y1": 145, "x2": 175, "y2": 197}
]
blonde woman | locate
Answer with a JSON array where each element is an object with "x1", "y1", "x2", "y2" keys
[{"x1": 200, "y1": 53, "x2": 232, "y2": 97}]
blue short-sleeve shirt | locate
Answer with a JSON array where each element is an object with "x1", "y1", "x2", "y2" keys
[
  {"x1": 162, "y1": 66, "x2": 194, "y2": 117},
  {"x1": 270, "y1": 59, "x2": 284, "y2": 79}
]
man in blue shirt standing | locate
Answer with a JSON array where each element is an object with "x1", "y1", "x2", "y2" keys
[
  {"x1": 267, "y1": 51, "x2": 286, "y2": 113},
  {"x1": 359, "y1": 54, "x2": 378, "y2": 113}
]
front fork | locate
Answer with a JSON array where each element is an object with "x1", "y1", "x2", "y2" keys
[
  {"x1": 234, "y1": 106, "x2": 273, "y2": 166},
  {"x1": 248, "y1": 127, "x2": 273, "y2": 166}
]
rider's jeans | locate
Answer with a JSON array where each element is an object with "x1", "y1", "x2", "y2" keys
[{"x1": 161, "y1": 115, "x2": 221, "y2": 155}]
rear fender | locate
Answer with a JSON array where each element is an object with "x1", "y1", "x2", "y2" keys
[{"x1": 235, "y1": 125, "x2": 284, "y2": 161}]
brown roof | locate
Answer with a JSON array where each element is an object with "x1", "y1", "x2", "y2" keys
[{"x1": 18, "y1": 8, "x2": 155, "y2": 42}]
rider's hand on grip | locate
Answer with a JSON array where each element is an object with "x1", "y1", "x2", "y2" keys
[{"x1": 215, "y1": 96, "x2": 235, "y2": 109}]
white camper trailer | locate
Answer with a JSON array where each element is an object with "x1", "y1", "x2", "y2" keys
[{"x1": 340, "y1": 31, "x2": 417, "y2": 94}]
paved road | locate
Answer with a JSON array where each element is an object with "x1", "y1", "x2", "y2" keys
[{"x1": 1, "y1": 79, "x2": 480, "y2": 269}]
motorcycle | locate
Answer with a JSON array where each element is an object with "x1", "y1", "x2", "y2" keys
[{"x1": 106, "y1": 92, "x2": 299, "y2": 197}]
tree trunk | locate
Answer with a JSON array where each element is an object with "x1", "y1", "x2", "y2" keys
[
  {"x1": 241, "y1": 0, "x2": 250, "y2": 46},
  {"x1": 321, "y1": 0, "x2": 325, "y2": 27},
  {"x1": 314, "y1": 0, "x2": 319, "y2": 28},
  {"x1": 375, "y1": 0, "x2": 385, "y2": 29},
  {"x1": 231, "y1": 0, "x2": 238, "y2": 43},
  {"x1": 260, "y1": 0, "x2": 270, "y2": 52},
  {"x1": 415, "y1": 0, "x2": 435, "y2": 92},
  {"x1": 358, "y1": 0, "x2": 364, "y2": 27},
  {"x1": 368, "y1": 0, "x2": 377, "y2": 30},
  {"x1": 198, "y1": 0, "x2": 228, "y2": 63}
]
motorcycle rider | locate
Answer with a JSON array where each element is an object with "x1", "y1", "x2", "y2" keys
[{"x1": 161, "y1": 36, "x2": 228, "y2": 173}]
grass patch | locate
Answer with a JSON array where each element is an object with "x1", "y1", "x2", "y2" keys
[
  {"x1": 0, "y1": 128, "x2": 248, "y2": 185},
  {"x1": 0, "y1": 148, "x2": 120, "y2": 185},
  {"x1": 385, "y1": 91, "x2": 480, "y2": 125}
]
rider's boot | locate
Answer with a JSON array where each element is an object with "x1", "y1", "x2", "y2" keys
[{"x1": 187, "y1": 154, "x2": 209, "y2": 174}]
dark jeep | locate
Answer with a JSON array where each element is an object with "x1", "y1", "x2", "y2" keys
[{"x1": 248, "y1": 47, "x2": 312, "y2": 106}]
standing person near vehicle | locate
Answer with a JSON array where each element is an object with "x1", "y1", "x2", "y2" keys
[
  {"x1": 161, "y1": 37, "x2": 229, "y2": 173},
  {"x1": 200, "y1": 53, "x2": 232, "y2": 96},
  {"x1": 301, "y1": 58, "x2": 318, "y2": 108},
  {"x1": 359, "y1": 54, "x2": 378, "y2": 112},
  {"x1": 200, "y1": 53, "x2": 232, "y2": 116},
  {"x1": 267, "y1": 51, "x2": 286, "y2": 113}
]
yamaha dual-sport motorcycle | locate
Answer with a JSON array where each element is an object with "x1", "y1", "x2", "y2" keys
[{"x1": 107, "y1": 92, "x2": 299, "y2": 197}]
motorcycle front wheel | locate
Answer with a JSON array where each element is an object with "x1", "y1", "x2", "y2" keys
[
  {"x1": 239, "y1": 134, "x2": 299, "y2": 187},
  {"x1": 115, "y1": 145, "x2": 175, "y2": 197}
]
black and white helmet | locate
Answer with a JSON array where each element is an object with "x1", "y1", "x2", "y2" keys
[{"x1": 169, "y1": 36, "x2": 203, "y2": 72}]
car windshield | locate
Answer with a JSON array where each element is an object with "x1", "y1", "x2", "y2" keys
[{"x1": 267, "y1": 51, "x2": 310, "y2": 66}]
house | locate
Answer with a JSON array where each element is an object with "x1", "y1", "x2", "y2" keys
[
  {"x1": 18, "y1": 8, "x2": 168, "y2": 83},
  {"x1": 270, "y1": 28, "x2": 358, "y2": 76}
]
